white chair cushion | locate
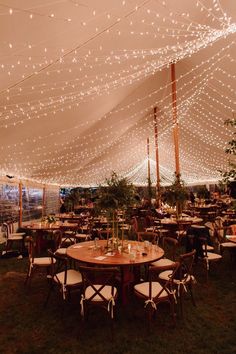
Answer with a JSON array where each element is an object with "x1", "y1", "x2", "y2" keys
[
  {"x1": 158, "y1": 270, "x2": 172, "y2": 281},
  {"x1": 221, "y1": 242, "x2": 236, "y2": 248},
  {"x1": 55, "y1": 248, "x2": 67, "y2": 255},
  {"x1": 151, "y1": 258, "x2": 174, "y2": 267},
  {"x1": 159, "y1": 270, "x2": 195, "y2": 284},
  {"x1": 85, "y1": 285, "x2": 117, "y2": 301},
  {"x1": 206, "y1": 245, "x2": 214, "y2": 251},
  {"x1": 10, "y1": 232, "x2": 25, "y2": 237},
  {"x1": 134, "y1": 281, "x2": 168, "y2": 298},
  {"x1": 206, "y1": 252, "x2": 222, "y2": 261},
  {"x1": 33, "y1": 257, "x2": 55, "y2": 266},
  {"x1": 55, "y1": 269, "x2": 82, "y2": 286},
  {"x1": 8, "y1": 235, "x2": 23, "y2": 240},
  {"x1": 75, "y1": 233, "x2": 91, "y2": 240}
]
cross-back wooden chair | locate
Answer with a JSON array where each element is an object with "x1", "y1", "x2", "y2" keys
[
  {"x1": 150, "y1": 236, "x2": 178, "y2": 269},
  {"x1": 78, "y1": 265, "x2": 119, "y2": 336},
  {"x1": 45, "y1": 250, "x2": 82, "y2": 309},
  {"x1": 24, "y1": 236, "x2": 55, "y2": 289},
  {"x1": 2, "y1": 222, "x2": 25, "y2": 257},
  {"x1": 158, "y1": 250, "x2": 197, "y2": 318},
  {"x1": 199, "y1": 235, "x2": 222, "y2": 282},
  {"x1": 133, "y1": 262, "x2": 180, "y2": 332},
  {"x1": 137, "y1": 231, "x2": 157, "y2": 244},
  {"x1": 60, "y1": 223, "x2": 78, "y2": 247}
]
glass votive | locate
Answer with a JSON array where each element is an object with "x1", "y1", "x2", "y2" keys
[
  {"x1": 129, "y1": 252, "x2": 135, "y2": 262},
  {"x1": 127, "y1": 243, "x2": 131, "y2": 253}
]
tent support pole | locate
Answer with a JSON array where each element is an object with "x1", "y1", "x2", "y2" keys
[
  {"x1": 147, "y1": 137, "x2": 151, "y2": 201},
  {"x1": 171, "y1": 62, "x2": 180, "y2": 181},
  {"x1": 154, "y1": 107, "x2": 161, "y2": 207},
  {"x1": 42, "y1": 185, "x2": 46, "y2": 217},
  {"x1": 19, "y1": 181, "x2": 22, "y2": 228}
]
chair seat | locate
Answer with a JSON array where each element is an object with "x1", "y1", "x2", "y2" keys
[
  {"x1": 205, "y1": 252, "x2": 222, "y2": 261},
  {"x1": 206, "y1": 245, "x2": 214, "y2": 251},
  {"x1": 221, "y1": 242, "x2": 236, "y2": 248},
  {"x1": 151, "y1": 258, "x2": 175, "y2": 268},
  {"x1": 10, "y1": 232, "x2": 25, "y2": 237},
  {"x1": 159, "y1": 270, "x2": 195, "y2": 284},
  {"x1": 85, "y1": 285, "x2": 117, "y2": 301},
  {"x1": 75, "y1": 233, "x2": 91, "y2": 241},
  {"x1": 8, "y1": 235, "x2": 24, "y2": 241},
  {"x1": 55, "y1": 247, "x2": 67, "y2": 255},
  {"x1": 64, "y1": 231, "x2": 75, "y2": 235},
  {"x1": 54, "y1": 269, "x2": 82, "y2": 286},
  {"x1": 62, "y1": 237, "x2": 75, "y2": 243},
  {"x1": 33, "y1": 257, "x2": 55, "y2": 266},
  {"x1": 134, "y1": 281, "x2": 168, "y2": 298}
]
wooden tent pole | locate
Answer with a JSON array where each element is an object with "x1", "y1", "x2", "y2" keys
[
  {"x1": 147, "y1": 137, "x2": 151, "y2": 201},
  {"x1": 147, "y1": 137, "x2": 151, "y2": 182},
  {"x1": 42, "y1": 185, "x2": 46, "y2": 217},
  {"x1": 154, "y1": 107, "x2": 161, "y2": 207},
  {"x1": 19, "y1": 181, "x2": 22, "y2": 228},
  {"x1": 171, "y1": 62, "x2": 180, "y2": 180}
]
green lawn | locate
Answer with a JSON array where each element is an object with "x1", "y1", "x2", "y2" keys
[{"x1": 0, "y1": 251, "x2": 235, "y2": 354}]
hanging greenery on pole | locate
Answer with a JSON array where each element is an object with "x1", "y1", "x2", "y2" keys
[{"x1": 220, "y1": 118, "x2": 236, "y2": 184}]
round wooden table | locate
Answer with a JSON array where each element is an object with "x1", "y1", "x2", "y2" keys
[
  {"x1": 24, "y1": 222, "x2": 62, "y2": 254},
  {"x1": 67, "y1": 240, "x2": 164, "y2": 304},
  {"x1": 67, "y1": 240, "x2": 164, "y2": 266}
]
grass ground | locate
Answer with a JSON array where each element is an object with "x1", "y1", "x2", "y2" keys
[{"x1": 0, "y1": 249, "x2": 235, "y2": 354}]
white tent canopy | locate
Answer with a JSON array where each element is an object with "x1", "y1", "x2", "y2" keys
[{"x1": 0, "y1": 0, "x2": 235, "y2": 187}]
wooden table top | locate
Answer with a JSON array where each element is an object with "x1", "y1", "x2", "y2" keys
[
  {"x1": 24, "y1": 221, "x2": 79, "y2": 231},
  {"x1": 160, "y1": 217, "x2": 202, "y2": 225},
  {"x1": 67, "y1": 240, "x2": 164, "y2": 267},
  {"x1": 24, "y1": 223, "x2": 61, "y2": 231}
]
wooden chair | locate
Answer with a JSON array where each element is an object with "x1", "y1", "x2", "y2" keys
[
  {"x1": 158, "y1": 250, "x2": 197, "y2": 318},
  {"x1": 75, "y1": 221, "x2": 92, "y2": 243},
  {"x1": 133, "y1": 262, "x2": 180, "y2": 331},
  {"x1": 24, "y1": 237, "x2": 55, "y2": 288},
  {"x1": 150, "y1": 237, "x2": 178, "y2": 269},
  {"x1": 45, "y1": 250, "x2": 82, "y2": 307},
  {"x1": 98, "y1": 229, "x2": 112, "y2": 240},
  {"x1": 199, "y1": 236, "x2": 222, "y2": 282},
  {"x1": 60, "y1": 224, "x2": 78, "y2": 247},
  {"x1": 78, "y1": 265, "x2": 119, "y2": 336},
  {"x1": 137, "y1": 231, "x2": 157, "y2": 244},
  {"x1": 2, "y1": 222, "x2": 25, "y2": 257},
  {"x1": 219, "y1": 224, "x2": 236, "y2": 261}
]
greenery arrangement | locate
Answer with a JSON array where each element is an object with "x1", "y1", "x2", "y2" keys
[
  {"x1": 220, "y1": 117, "x2": 236, "y2": 183},
  {"x1": 96, "y1": 172, "x2": 135, "y2": 213},
  {"x1": 162, "y1": 173, "x2": 188, "y2": 217},
  {"x1": 96, "y1": 172, "x2": 135, "y2": 246},
  {"x1": 195, "y1": 185, "x2": 210, "y2": 200}
]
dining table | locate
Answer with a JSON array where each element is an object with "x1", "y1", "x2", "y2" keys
[
  {"x1": 67, "y1": 239, "x2": 164, "y2": 304},
  {"x1": 24, "y1": 221, "x2": 77, "y2": 254}
]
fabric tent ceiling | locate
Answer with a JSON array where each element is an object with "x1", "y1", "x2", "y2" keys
[{"x1": 0, "y1": 0, "x2": 235, "y2": 187}]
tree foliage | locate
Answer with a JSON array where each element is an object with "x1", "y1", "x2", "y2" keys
[
  {"x1": 96, "y1": 172, "x2": 135, "y2": 211},
  {"x1": 162, "y1": 173, "x2": 188, "y2": 207}
]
